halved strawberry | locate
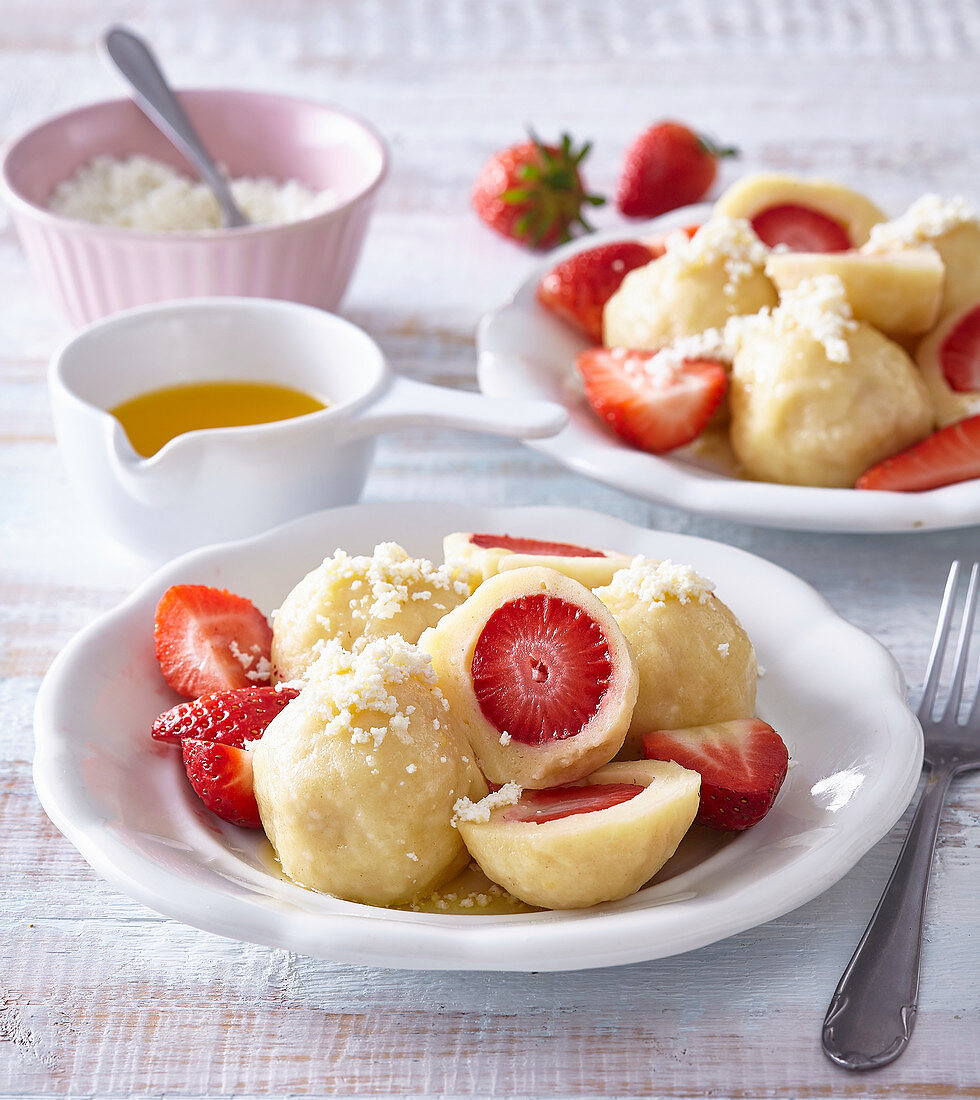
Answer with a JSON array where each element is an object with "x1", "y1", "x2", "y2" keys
[
  {"x1": 472, "y1": 593, "x2": 613, "y2": 745},
  {"x1": 468, "y1": 533, "x2": 608, "y2": 558},
  {"x1": 643, "y1": 718, "x2": 788, "y2": 831},
  {"x1": 939, "y1": 305, "x2": 980, "y2": 393},
  {"x1": 182, "y1": 738, "x2": 262, "y2": 828},
  {"x1": 152, "y1": 685, "x2": 299, "y2": 747},
  {"x1": 855, "y1": 414, "x2": 980, "y2": 492},
  {"x1": 750, "y1": 204, "x2": 851, "y2": 252},
  {"x1": 576, "y1": 347, "x2": 727, "y2": 454},
  {"x1": 502, "y1": 782, "x2": 645, "y2": 824},
  {"x1": 154, "y1": 585, "x2": 273, "y2": 700},
  {"x1": 536, "y1": 241, "x2": 654, "y2": 342}
]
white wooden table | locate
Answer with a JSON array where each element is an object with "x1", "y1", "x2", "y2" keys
[{"x1": 3, "y1": 2, "x2": 979, "y2": 1096}]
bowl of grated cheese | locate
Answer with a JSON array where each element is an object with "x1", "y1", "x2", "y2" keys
[{"x1": 0, "y1": 89, "x2": 388, "y2": 326}]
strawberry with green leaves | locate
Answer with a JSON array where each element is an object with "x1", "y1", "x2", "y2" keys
[{"x1": 472, "y1": 131, "x2": 605, "y2": 249}]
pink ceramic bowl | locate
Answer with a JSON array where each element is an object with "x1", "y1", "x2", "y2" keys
[{"x1": 0, "y1": 89, "x2": 388, "y2": 326}]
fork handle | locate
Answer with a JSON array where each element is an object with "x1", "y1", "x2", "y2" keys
[{"x1": 822, "y1": 764, "x2": 955, "y2": 1070}]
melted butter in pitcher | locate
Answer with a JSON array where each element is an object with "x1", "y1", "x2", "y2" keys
[{"x1": 110, "y1": 380, "x2": 326, "y2": 457}]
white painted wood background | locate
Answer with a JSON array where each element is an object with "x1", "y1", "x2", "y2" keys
[{"x1": 2, "y1": 0, "x2": 979, "y2": 1096}]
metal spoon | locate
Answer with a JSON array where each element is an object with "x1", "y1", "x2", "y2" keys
[{"x1": 101, "y1": 26, "x2": 249, "y2": 228}]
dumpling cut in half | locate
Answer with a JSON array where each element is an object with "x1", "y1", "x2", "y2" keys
[
  {"x1": 420, "y1": 567, "x2": 638, "y2": 788},
  {"x1": 443, "y1": 531, "x2": 631, "y2": 588},
  {"x1": 454, "y1": 759, "x2": 700, "y2": 909}
]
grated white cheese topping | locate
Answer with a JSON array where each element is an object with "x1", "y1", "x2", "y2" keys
[
  {"x1": 862, "y1": 194, "x2": 978, "y2": 254},
  {"x1": 741, "y1": 274, "x2": 857, "y2": 363},
  {"x1": 48, "y1": 154, "x2": 338, "y2": 232},
  {"x1": 301, "y1": 635, "x2": 442, "y2": 749},
  {"x1": 605, "y1": 557, "x2": 715, "y2": 608},
  {"x1": 228, "y1": 640, "x2": 272, "y2": 684},
  {"x1": 315, "y1": 542, "x2": 476, "y2": 625},
  {"x1": 452, "y1": 782, "x2": 523, "y2": 826},
  {"x1": 717, "y1": 642, "x2": 730, "y2": 657},
  {"x1": 660, "y1": 216, "x2": 770, "y2": 298}
]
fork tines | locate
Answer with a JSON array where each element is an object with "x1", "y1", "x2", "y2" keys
[{"x1": 918, "y1": 561, "x2": 980, "y2": 726}]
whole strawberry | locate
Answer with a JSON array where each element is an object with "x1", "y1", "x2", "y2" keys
[
  {"x1": 472, "y1": 131, "x2": 605, "y2": 249},
  {"x1": 616, "y1": 122, "x2": 737, "y2": 219}
]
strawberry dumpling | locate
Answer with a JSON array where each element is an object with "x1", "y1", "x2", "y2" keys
[
  {"x1": 729, "y1": 275, "x2": 934, "y2": 487},
  {"x1": 602, "y1": 217, "x2": 777, "y2": 351},
  {"x1": 443, "y1": 531, "x2": 631, "y2": 588},
  {"x1": 420, "y1": 566, "x2": 638, "y2": 788},
  {"x1": 862, "y1": 194, "x2": 980, "y2": 318},
  {"x1": 271, "y1": 542, "x2": 477, "y2": 685},
  {"x1": 252, "y1": 636, "x2": 486, "y2": 907},
  {"x1": 594, "y1": 557, "x2": 757, "y2": 759},
  {"x1": 915, "y1": 300, "x2": 980, "y2": 427},
  {"x1": 454, "y1": 759, "x2": 700, "y2": 909},
  {"x1": 713, "y1": 173, "x2": 885, "y2": 251}
]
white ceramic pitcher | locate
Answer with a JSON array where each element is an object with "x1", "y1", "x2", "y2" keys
[{"x1": 49, "y1": 297, "x2": 567, "y2": 562}]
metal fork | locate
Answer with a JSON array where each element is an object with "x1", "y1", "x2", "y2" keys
[{"x1": 822, "y1": 560, "x2": 980, "y2": 1071}]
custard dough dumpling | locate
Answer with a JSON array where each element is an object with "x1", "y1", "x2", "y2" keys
[
  {"x1": 729, "y1": 276, "x2": 935, "y2": 487},
  {"x1": 602, "y1": 217, "x2": 778, "y2": 350},
  {"x1": 714, "y1": 173, "x2": 885, "y2": 249},
  {"x1": 252, "y1": 637, "x2": 486, "y2": 906},
  {"x1": 915, "y1": 300, "x2": 980, "y2": 427},
  {"x1": 271, "y1": 541, "x2": 476, "y2": 684},
  {"x1": 862, "y1": 194, "x2": 980, "y2": 318},
  {"x1": 421, "y1": 567, "x2": 638, "y2": 788},
  {"x1": 455, "y1": 760, "x2": 700, "y2": 910},
  {"x1": 594, "y1": 558, "x2": 757, "y2": 759}
]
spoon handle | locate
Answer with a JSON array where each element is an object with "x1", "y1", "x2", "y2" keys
[{"x1": 102, "y1": 26, "x2": 249, "y2": 228}]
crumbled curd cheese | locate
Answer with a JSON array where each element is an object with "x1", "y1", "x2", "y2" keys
[
  {"x1": 717, "y1": 642, "x2": 730, "y2": 657},
  {"x1": 746, "y1": 274, "x2": 857, "y2": 363},
  {"x1": 862, "y1": 194, "x2": 978, "y2": 254},
  {"x1": 452, "y1": 782, "x2": 523, "y2": 826},
  {"x1": 229, "y1": 640, "x2": 271, "y2": 684},
  {"x1": 48, "y1": 154, "x2": 338, "y2": 231},
  {"x1": 606, "y1": 557, "x2": 715, "y2": 608},
  {"x1": 499, "y1": 731, "x2": 513, "y2": 746},
  {"x1": 661, "y1": 216, "x2": 770, "y2": 297},
  {"x1": 301, "y1": 636, "x2": 441, "y2": 748}
]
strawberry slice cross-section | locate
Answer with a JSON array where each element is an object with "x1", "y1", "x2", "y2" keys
[
  {"x1": 154, "y1": 584, "x2": 273, "y2": 699},
  {"x1": 182, "y1": 738, "x2": 263, "y2": 829},
  {"x1": 502, "y1": 782, "x2": 645, "y2": 824},
  {"x1": 643, "y1": 718, "x2": 789, "y2": 831},
  {"x1": 577, "y1": 347, "x2": 727, "y2": 454}
]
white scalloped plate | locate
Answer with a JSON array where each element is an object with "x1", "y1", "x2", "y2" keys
[
  {"x1": 34, "y1": 502, "x2": 921, "y2": 970},
  {"x1": 477, "y1": 204, "x2": 980, "y2": 532}
]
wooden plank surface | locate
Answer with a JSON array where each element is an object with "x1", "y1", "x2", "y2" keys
[{"x1": 2, "y1": 1, "x2": 980, "y2": 1096}]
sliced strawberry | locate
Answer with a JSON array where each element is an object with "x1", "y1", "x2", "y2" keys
[
  {"x1": 152, "y1": 685, "x2": 299, "y2": 747},
  {"x1": 469, "y1": 533, "x2": 607, "y2": 558},
  {"x1": 502, "y1": 782, "x2": 645, "y2": 824},
  {"x1": 750, "y1": 204, "x2": 851, "y2": 252},
  {"x1": 471, "y1": 594, "x2": 613, "y2": 745},
  {"x1": 855, "y1": 414, "x2": 980, "y2": 492},
  {"x1": 576, "y1": 347, "x2": 727, "y2": 454},
  {"x1": 182, "y1": 738, "x2": 262, "y2": 829},
  {"x1": 154, "y1": 584, "x2": 273, "y2": 700},
  {"x1": 940, "y1": 305, "x2": 980, "y2": 393},
  {"x1": 643, "y1": 718, "x2": 788, "y2": 831},
  {"x1": 536, "y1": 241, "x2": 654, "y2": 342}
]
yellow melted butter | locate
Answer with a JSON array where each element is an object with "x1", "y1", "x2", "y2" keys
[
  {"x1": 256, "y1": 841, "x2": 537, "y2": 915},
  {"x1": 110, "y1": 379, "x2": 326, "y2": 457}
]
